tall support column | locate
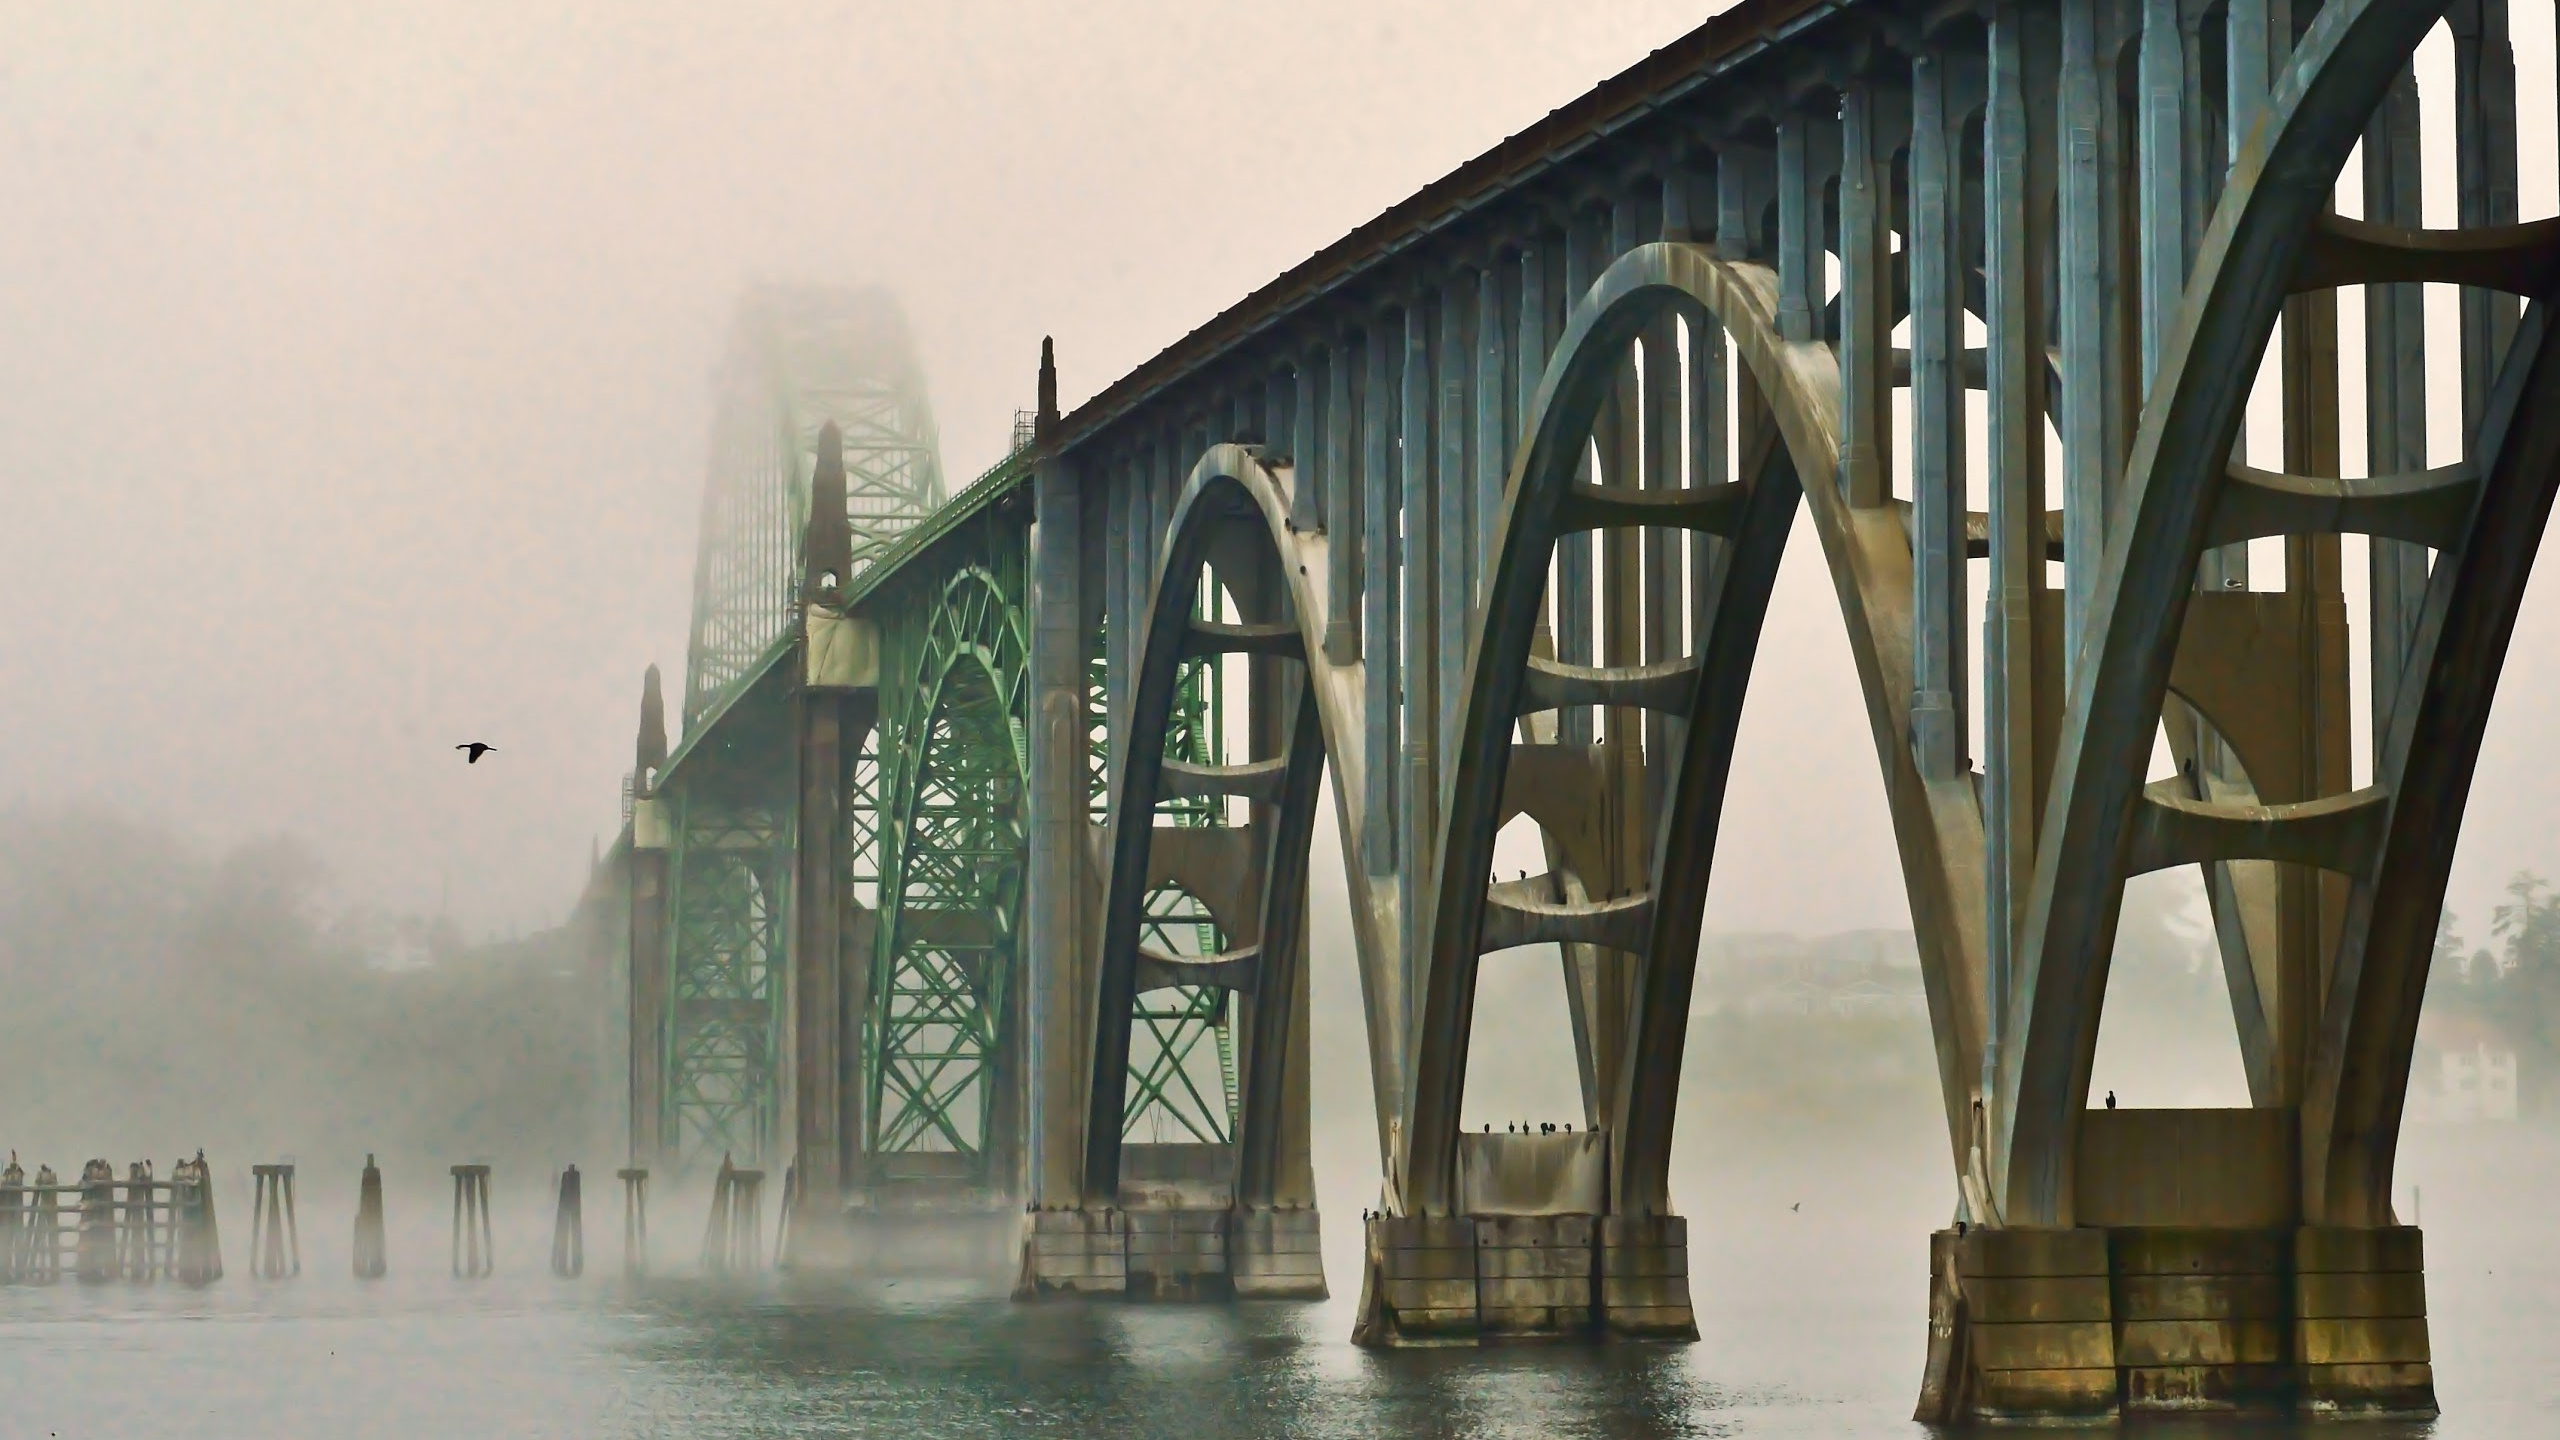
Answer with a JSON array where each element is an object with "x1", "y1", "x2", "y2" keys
[
  {"x1": 1106, "y1": 450, "x2": 1134, "y2": 733},
  {"x1": 1910, "y1": 52, "x2": 1967, "y2": 779},
  {"x1": 1400, "y1": 299, "x2": 1437, "y2": 989},
  {"x1": 1438, "y1": 274, "x2": 1475, "y2": 749},
  {"x1": 1325, "y1": 333, "x2": 1362, "y2": 663},
  {"x1": 1477, "y1": 259, "x2": 1509, "y2": 597},
  {"x1": 788, "y1": 426, "x2": 861, "y2": 1263},
  {"x1": 1776, "y1": 122, "x2": 1819, "y2": 343},
  {"x1": 1983, "y1": 2, "x2": 2056, "y2": 1110},
  {"x1": 1295, "y1": 349, "x2": 1324, "y2": 534},
  {"x1": 2058, "y1": 0, "x2": 2128, "y2": 667},
  {"x1": 2365, "y1": 71, "x2": 2428, "y2": 735},
  {"x1": 1025, "y1": 340, "x2": 1087, "y2": 1209},
  {"x1": 1363, "y1": 321, "x2": 1400, "y2": 880},
  {"x1": 629, "y1": 667, "x2": 671, "y2": 1168},
  {"x1": 1558, "y1": 213, "x2": 1600, "y2": 745},
  {"x1": 2452, "y1": 0, "x2": 2519, "y2": 428},
  {"x1": 1839, "y1": 88, "x2": 1891, "y2": 510},
  {"x1": 2137, "y1": 0, "x2": 2188, "y2": 385}
]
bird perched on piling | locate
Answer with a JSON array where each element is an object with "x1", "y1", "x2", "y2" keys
[{"x1": 456, "y1": 742, "x2": 496, "y2": 764}]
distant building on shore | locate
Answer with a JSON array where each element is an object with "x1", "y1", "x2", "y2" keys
[{"x1": 2408, "y1": 1012, "x2": 2520, "y2": 1123}]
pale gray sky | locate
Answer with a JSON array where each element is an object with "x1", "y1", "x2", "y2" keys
[{"x1": 3, "y1": 0, "x2": 2559, "y2": 974}]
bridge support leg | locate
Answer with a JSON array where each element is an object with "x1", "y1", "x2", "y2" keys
[
  {"x1": 1917, "y1": 1225, "x2": 2435, "y2": 1422},
  {"x1": 1352, "y1": 1212, "x2": 1694, "y2": 1345}
]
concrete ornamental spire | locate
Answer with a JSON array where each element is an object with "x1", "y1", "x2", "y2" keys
[
  {"x1": 635, "y1": 664, "x2": 668, "y2": 791},
  {"x1": 803, "y1": 420, "x2": 853, "y2": 598},
  {"x1": 1035, "y1": 336, "x2": 1058, "y2": 442}
]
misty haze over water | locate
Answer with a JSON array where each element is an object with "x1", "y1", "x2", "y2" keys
[{"x1": 8, "y1": 0, "x2": 2560, "y2": 1435}]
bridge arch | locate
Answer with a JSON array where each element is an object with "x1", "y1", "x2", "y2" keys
[
  {"x1": 1080, "y1": 442, "x2": 1391, "y2": 1214},
  {"x1": 868, "y1": 565, "x2": 1030, "y2": 1192},
  {"x1": 1401, "y1": 236, "x2": 1990, "y2": 1223},
  {"x1": 2000, "y1": 0, "x2": 2560, "y2": 1228}
]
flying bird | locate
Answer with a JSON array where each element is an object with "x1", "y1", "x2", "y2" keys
[
  {"x1": 457, "y1": 742, "x2": 496, "y2": 764},
  {"x1": 1791, "y1": 1202, "x2": 1801, "y2": 1212}
]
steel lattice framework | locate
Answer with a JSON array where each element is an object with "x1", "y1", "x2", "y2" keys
[
  {"x1": 682, "y1": 286, "x2": 946, "y2": 726},
  {"x1": 663, "y1": 793, "x2": 792, "y2": 1162},
  {"x1": 866, "y1": 567, "x2": 1029, "y2": 1184}
]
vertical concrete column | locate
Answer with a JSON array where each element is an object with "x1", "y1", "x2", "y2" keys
[
  {"x1": 2057, "y1": 0, "x2": 2126, "y2": 669},
  {"x1": 1909, "y1": 52, "x2": 1967, "y2": 780},
  {"x1": 1105, "y1": 449, "x2": 1133, "y2": 734},
  {"x1": 2364, "y1": 72, "x2": 2428, "y2": 737},
  {"x1": 1476, "y1": 259, "x2": 1508, "y2": 595},
  {"x1": 1557, "y1": 212, "x2": 1599, "y2": 746},
  {"x1": 2452, "y1": 0, "x2": 2520, "y2": 428},
  {"x1": 1361, "y1": 320, "x2": 1400, "y2": 881},
  {"x1": 1399, "y1": 298, "x2": 1437, "y2": 988},
  {"x1": 1838, "y1": 89, "x2": 1890, "y2": 511},
  {"x1": 1640, "y1": 296, "x2": 1680, "y2": 804},
  {"x1": 790, "y1": 680, "x2": 848, "y2": 1253},
  {"x1": 1129, "y1": 441, "x2": 1157, "y2": 686},
  {"x1": 1437, "y1": 272, "x2": 1475, "y2": 756},
  {"x1": 1294, "y1": 350, "x2": 1323, "y2": 533},
  {"x1": 1774, "y1": 120, "x2": 1818, "y2": 344},
  {"x1": 1025, "y1": 339, "x2": 1088, "y2": 1209},
  {"x1": 628, "y1": 666, "x2": 671, "y2": 1168},
  {"x1": 1689, "y1": 183, "x2": 1728, "y2": 644},
  {"x1": 1983, "y1": 1, "x2": 2055, "y2": 1105},
  {"x1": 1325, "y1": 332, "x2": 1362, "y2": 663},
  {"x1": 2137, "y1": 0, "x2": 2187, "y2": 386}
]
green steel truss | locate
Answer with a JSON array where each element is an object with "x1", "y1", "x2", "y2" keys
[
  {"x1": 664, "y1": 790, "x2": 793, "y2": 1163},
  {"x1": 655, "y1": 288, "x2": 948, "y2": 1172},
  {"x1": 865, "y1": 564, "x2": 1029, "y2": 1188},
  {"x1": 682, "y1": 287, "x2": 946, "y2": 728}
]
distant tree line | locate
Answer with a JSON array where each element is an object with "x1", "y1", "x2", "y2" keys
[{"x1": 0, "y1": 802, "x2": 618, "y2": 1178}]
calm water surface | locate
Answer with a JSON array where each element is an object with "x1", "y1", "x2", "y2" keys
[{"x1": 2, "y1": 1127, "x2": 2552, "y2": 1438}]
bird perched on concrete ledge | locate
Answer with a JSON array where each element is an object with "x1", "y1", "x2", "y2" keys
[{"x1": 456, "y1": 742, "x2": 496, "y2": 764}]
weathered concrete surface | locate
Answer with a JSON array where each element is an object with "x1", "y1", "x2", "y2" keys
[
  {"x1": 1917, "y1": 1223, "x2": 2435, "y2": 1421},
  {"x1": 1352, "y1": 1209, "x2": 1693, "y2": 1345}
]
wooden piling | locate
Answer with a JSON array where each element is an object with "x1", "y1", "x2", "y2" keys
[
  {"x1": 550, "y1": 1165, "x2": 584, "y2": 1278},
  {"x1": 250, "y1": 1164, "x2": 301, "y2": 1279},
  {"x1": 172, "y1": 1152, "x2": 222, "y2": 1284},
  {"x1": 76, "y1": 1159, "x2": 115, "y2": 1283},
  {"x1": 699, "y1": 1155, "x2": 764, "y2": 1276},
  {"x1": 450, "y1": 1164, "x2": 493, "y2": 1278},
  {"x1": 1, "y1": 1154, "x2": 23, "y2": 1283},
  {"x1": 353, "y1": 1155, "x2": 387, "y2": 1278},
  {"x1": 617, "y1": 1167, "x2": 648, "y2": 1278}
]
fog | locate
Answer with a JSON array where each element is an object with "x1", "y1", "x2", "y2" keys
[{"x1": 9, "y1": 0, "x2": 2560, "y2": 1298}]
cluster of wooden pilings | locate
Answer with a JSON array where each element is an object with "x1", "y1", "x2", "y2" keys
[
  {"x1": 0, "y1": 1151, "x2": 766, "y2": 1285},
  {"x1": 0, "y1": 1151, "x2": 223, "y2": 1284}
]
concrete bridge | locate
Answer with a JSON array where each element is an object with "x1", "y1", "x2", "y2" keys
[{"x1": 616, "y1": 0, "x2": 2550, "y2": 1418}]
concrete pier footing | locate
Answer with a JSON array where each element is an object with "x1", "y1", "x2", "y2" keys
[
  {"x1": 1350, "y1": 1212, "x2": 1696, "y2": 1345},
  {"x1": 1014, "y1": 1206, "x2": 1325, "y2": 1300},
  {"x1": 1915, "y1": 1225, "x2": 2437, "y2": 1422}
]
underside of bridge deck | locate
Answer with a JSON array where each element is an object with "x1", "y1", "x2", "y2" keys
[{"x1": 618, "y1": 0, "x2": 2557, "y2": 1413}]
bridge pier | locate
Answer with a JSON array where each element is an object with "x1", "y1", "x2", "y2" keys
[
  {"x1": 1922, "y1": 1225, "x2": 2432, "y2": 1422},
  {"x1": 1016, "y1": 1141, "x2": 1325, "y2": 1301},
  {"x1": 1920, "y1": 1107, "x2": 2434, "y2": 1421},
  {"x1": 1352, "y1": 1133, "x2": 1693, "y2": 1344}
]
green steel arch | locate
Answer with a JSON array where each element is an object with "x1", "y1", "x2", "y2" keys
[{"x1": 865, "y1": 566, "x2": 1030, "y2": 1194}]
